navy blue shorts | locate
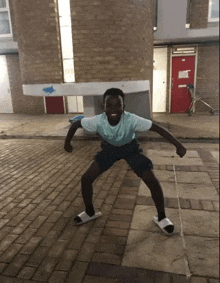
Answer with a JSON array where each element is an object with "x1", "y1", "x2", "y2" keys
[{"x1": 95, "y1": 139, "x2": 153, "y2": 177}]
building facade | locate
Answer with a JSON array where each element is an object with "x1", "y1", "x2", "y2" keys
[
  {"x1": 0, "y1": 0, "x2": 219, "y2": 115},
  {"x1": 153, "y1": 0, "x2": 219, "y2": 113}
]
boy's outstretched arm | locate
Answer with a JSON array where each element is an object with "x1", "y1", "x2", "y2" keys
[
  {"x1": 64, "y1": 120, "x2": 82, "y2": 152},
  {"x1": 150, "y1": 122, "x2": 186, "y2": 157}
]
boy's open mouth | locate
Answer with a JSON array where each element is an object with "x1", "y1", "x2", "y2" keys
[
  {"x1": 107, "y1": 113, "x2": 121, "y2": 124},
  {"x1": 109, "y1": 113, "x2": 120, "y2": 120}
]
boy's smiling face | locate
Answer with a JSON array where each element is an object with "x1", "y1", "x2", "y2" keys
[{"x1": 104, "y1": 95, "x2": 125, "y2": 126}]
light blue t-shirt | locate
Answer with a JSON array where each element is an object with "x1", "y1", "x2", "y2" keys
[{"x1": 81, "y1": 111, "x2": 152, "y2": 146}]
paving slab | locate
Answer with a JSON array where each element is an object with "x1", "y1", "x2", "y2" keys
[
  {"x1": 122, "y1": 230, "x2": 186, "y2": 275},
  {"x1": 181, "y1": 210, "x2": 219, "y2": 237},
  {"x1": 153, "y1": 113, "x2": 219, "y2": 140},
  {"x1": 147, "y1": 149, "x2": 200, "y2": 158},
  {"x1": 139, "y1": 181, "x2": 218, "y2": 201},
  {"x1": 139, "y1": 181, "x2": 176, "y2": 198},
  {"x1": 146, "y1": 149, "x2": 204, "y2": 166},
  {"x1": 176, "y1": 172, "x2": 213, "y2": 184},
  {"x1": 129, "y1": 205, "x2": 181, "y2": 234},
  {"x1": 210, "y1": 151, "x2": 219, "y2": 163},
  {"x1": 173, "y1": 157, "x2": 204, "y2": 166},
  {"x1": 185, "y1": 236, "x2": 219, "y2": 278},
  {"x1": 148, "y1": 156, "x2": 204, "y2": 166},
  {"x1": 0, "y1": 112, "x2": 219, "y2": 141},
  {"x1": 151, "y1": 169, "x2": 175, "y2": 182},
  {"x1": 177, "y1": 184, "x2": 218, "y2": 200}
]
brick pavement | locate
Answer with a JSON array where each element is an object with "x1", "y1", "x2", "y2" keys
[{"x1": 0, "y1": 139, "x2": 219, "y2": 283}]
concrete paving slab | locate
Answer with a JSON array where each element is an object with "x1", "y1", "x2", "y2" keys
[
  {"x1": 146, "y1": 150, "x2": 203, "y2": 165},
  {"x1": 122, "y1": 230, "x2": 186, "y2": 275},
  {"x1": 211, "y1": 151, "x2": 219, "y2": 163},
  {"x1": 153, "y1": 113, "x2": 219, "y2": 140},
  {"x1": 152, "y1": 170, "x2": 175, "y2": 182},
  {"x1": 148, "y1": 156, "x2": 204, "y2": 166},
  {"x1": 139, "y1": 181, "x2": 218, "y2": 200},
  {"x1": 0, "y1": 120, "x2": 28, "y2": 132},
  {"x1": 176, "y1": 172, "x2": 213, "y2": 184},
  {"x1": 177, "y1": 184, "x2": 219, "y2": 200},
  {"x1": 147, "y1": 149, "x2": 200, "y2": 158},
  {"x1": 139, "y1": 181, "x2": 176, "y2": 198},
  {"x1": 129, "y1": 205, "x2": 181, "y2": 234},
  {"x1": 146, "y1": 149, "x2": 176, "y2": 157},
  {"x1": 183, "y1": 151, "x2": 201, "y2": 158},
  {"x1": 185, "y1": 236, "x2": 219, "y2": 278},
  {"x1": 0, "y1": 112, "x2": 219, "y2": 140},
  {"x1": 172, "y1": 158, "x2": 203, "y2": 166},
  {"x1": 181, "y1": 210, "x2": 219, "y2": 237},
  {"x1": 188, "y1": 143, "x2": 219, "y2": 150}
]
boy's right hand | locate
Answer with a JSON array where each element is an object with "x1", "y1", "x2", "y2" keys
[
  {"x1": 176, "y1": 144, "x2": 186, "y2": 158},
  {"x1": 64, "y1": 143, "x2": 73, "y2": 152}
]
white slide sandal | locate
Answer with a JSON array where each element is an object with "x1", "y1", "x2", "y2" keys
[
  {"x1": 74, "y1": 211, "x2": 102, "y2": 226},
  {"x1": 153, "y1": 215, "x2": 175, "y2": 235}
]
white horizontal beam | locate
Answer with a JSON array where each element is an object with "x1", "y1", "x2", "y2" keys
[{"x1": 23, "y1": 80, "x2": 150, "y2": 96}]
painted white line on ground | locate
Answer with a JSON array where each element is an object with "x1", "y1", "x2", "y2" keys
[{"x1": 172, "y1": 158, "x2": 191, "y2": 279}]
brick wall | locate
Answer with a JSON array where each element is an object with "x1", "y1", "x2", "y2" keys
[
  {"x1": 6, "y1": 54, "x2": 45, "y2": 114},
  {"x1": 12, "y1": 0, "x2": 63, "y2": 84},
  {"x1": 195, "y1": 43, "x2": 219, "y2": 112},
  {"x1": 189, "y1": 0, "x2": 209, "y2": 29},
  {"x1": 70, "y1": 0, "x2": 154, "y2": 88}
]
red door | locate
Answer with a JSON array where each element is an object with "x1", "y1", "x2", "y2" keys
[
  {"x1": 45, "y1": 97, "x2": 64, "y2": 114},
  {"x1": 171, "y1": 56, "x2": 195, "y2": 113}
]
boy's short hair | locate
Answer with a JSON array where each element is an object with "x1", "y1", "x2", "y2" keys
[{"x1": 103, "y1": 88, "x2": 125, "y2": 104}]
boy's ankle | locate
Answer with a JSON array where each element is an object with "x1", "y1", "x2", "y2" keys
[
  {"x1": 86, "y1": 204, "x2": 95, "y2": 217},
  {"x1": 158, "y1": 212, "x2": 166, "y2": 222}
]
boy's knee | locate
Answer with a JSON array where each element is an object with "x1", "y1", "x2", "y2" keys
[{"x1": 142, "y1": 169, "x2": 158, "y2": 183}]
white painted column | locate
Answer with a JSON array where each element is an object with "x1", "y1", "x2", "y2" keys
[
  {"x1": 0, "y1": 55, "x2": 13, "y2": 113},
  {"x1": 153, "y1": 47, "x2": 168, "y2": 112},
  {"x1": 83, "y1": 96, "x2": 95, "y2": 117}
]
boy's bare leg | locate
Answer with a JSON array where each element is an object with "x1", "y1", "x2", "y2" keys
[
  {"x1": 74, "y1": 161, "x2": 102, "y2": 224},
  {"x1": 141, "y1": 169, "x2": 174, "y2": 234}
]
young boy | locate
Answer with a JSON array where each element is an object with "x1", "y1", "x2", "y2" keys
[{"x1": 64, "y1": 88, "x2": 186, "y2": 235}]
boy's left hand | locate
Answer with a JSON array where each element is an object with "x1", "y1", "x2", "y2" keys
[
  {"x1": 64, "y1": 143, "x2": 73, "y2": 152},
  {"x1": 176, "y1": 145, "x2": 186, "y2": 158}
]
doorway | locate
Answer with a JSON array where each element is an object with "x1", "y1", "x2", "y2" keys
[
  {"x1": 0, "y1": 55, "x2": 13, "y2": 113},
  {"x1": 171, "y1": 55, "x2": 195, "y2": 113},
  {"x1": 67, "y1": 96, "x2": 84, "y2": 113},
  {"x1": 45, "y1": 96, "x2": 65, "y2": 114}
]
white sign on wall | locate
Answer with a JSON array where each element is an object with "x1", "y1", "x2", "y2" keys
[{"x1": 23, "y1": 80, "x2": 150, "y2": 97}]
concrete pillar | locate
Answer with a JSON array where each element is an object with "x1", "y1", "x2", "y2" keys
[
  {"x1": 11, "y1": 0, "x2": 154, "y2": 118},
  {"x1": 70, "y1": 0, "x2": 154, "y2": 118},
  {"x1": 83, "y1": 96, "x2": 96, "y2": 117},
  {"x1": 11, "y1": 0, "x2": 63, "y2": 84}
]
